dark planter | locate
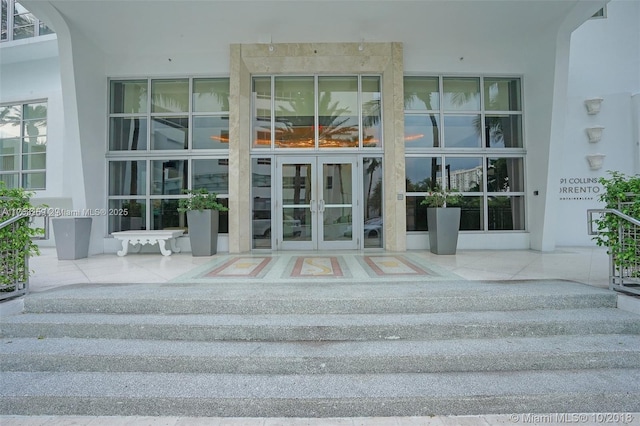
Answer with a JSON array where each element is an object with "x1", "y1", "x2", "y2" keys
[
  {"x1": 427, "y1": 207, "x2": 461, "y2": 255},
  {"x1": 187, "y1": 210, "x2": 219, "y2": 256}
]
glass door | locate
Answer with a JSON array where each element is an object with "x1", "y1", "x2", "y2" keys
[{"x1": 276, "y1": 156, "x2": 358, "y2": 250}]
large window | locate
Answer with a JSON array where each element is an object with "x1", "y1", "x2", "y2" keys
[
  {"x1": 252, "y1": 75, "x2": 382, "y2": 150},
  {"x1": 0, "y1": 101, "x2": 47, "y2": 190},
  {"x1": 404, "y1": 76, "x2": 525, "y2": 232},
  {"x1": 107, "y1": 78, "x2": 230, "y2": 234},
  {"x1": 1, "y1": 0, "x2": 54, "y2": 42}
]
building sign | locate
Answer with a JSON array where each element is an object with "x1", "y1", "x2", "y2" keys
[{"x1": 559, "y1": 177, "x2": 602, "y2": 201}]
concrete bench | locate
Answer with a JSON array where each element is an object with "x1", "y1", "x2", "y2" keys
[{"x1": 112, "y1": 230, "x2": 184, "y2": 256}]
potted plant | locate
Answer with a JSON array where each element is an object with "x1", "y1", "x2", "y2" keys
[
  {"x1": 177, "y1": 188, "x2": 228, "y2": 256},
  {"x1": 421, "y1": 186, "x2": 462, "y2": 255},
  {"x1": 0, "y1": 183, "x2": 43, "y2": 293},
  {"x1": 591, "y1": 171, "x2": 640, "y2": 279}
]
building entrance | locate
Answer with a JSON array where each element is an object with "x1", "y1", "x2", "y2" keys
[{"x1": 276, "y1": 156, "x2": 358, "y2": 250}]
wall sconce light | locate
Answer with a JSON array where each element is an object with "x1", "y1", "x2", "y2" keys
[
  {"x1": 584, "y1": 97, "x2": 604, "y2": 115},
  {"x1": 585, "y1": 126, "x2": 604, "y2": 143},
  {"x1": 586, "y1": 153, "x2": 606, "y2": 170}
]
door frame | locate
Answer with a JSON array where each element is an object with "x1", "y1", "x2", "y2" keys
[{"x1": 275, "y1": 155, "x2": 360, "y2": 251}]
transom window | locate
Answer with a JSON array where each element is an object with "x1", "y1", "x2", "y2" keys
[
  {"x1": 0, "y1": 100, "x2": 47, "y2": 190},
  {"x1": 404, "y1": 76, "x2": 525, "y2": 232},
  {"x1": 252, "y1": 75, "x2": 382, "y2": 150},
  {"x1": 107, "y1": 77, "x2": 230, "y2": 234}
]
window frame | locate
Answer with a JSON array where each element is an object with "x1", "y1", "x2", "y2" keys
[
  {"x1": 106, "y1": 76, "x2": 230, "y2": 234},
  {"x1": 404, "y1": 74, "x2": 526, "y2": 233},
  {"x1": 0, "y1": 99, "x2": 47, "y2": 190}
]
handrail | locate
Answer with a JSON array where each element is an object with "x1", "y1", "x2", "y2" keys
[
  {"x1": 0, "y1": 213, "x2": 28, "y2": 230},
  {"x1": 587, "y1": 208, "x2": 640, "y2": 234}
]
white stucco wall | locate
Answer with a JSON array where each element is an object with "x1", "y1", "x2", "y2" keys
[{"x1": 556, "y1": 0, "x2": 640, "y2": 246}]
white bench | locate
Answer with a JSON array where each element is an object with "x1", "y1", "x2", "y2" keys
[{"x1": 112, "y1": 230, "x2": 184, "y2": 256}]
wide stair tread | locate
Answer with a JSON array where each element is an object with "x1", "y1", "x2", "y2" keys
[{"x1": 1, "y1": 279, "x2": 639, "y2": 417}]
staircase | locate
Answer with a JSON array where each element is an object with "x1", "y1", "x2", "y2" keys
[{"x1": 1, "y1": 279, "x2": 639, "y2": 417}]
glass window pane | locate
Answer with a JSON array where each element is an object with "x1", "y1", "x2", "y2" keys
[
  {"x1": 22, "y1": 153, "x2": 45, "y2": 170},
  {"x1": 152, "y1": 79, "x2": 189, "y2": 113},
  {"x1": 486, "y1": 115, "x2": 522, "y2": 148},
  {"x1": 318, "y1": 76, "x2": 358, "y2": 148},
  {"x1": 0, "y1": 173, "x2": 19, "y2": 188},
  {"x1": 405, "y1": 157, "x2": 441, "y2": 192},
  {"x1": 282, "y1": 163, "x2": 311, "y2": 204},
  {"x1": 489, "y1": 196, "x2": 525, "y2": 230},
  {"x1": 151, "y1": 117, "x2": 188, "y2": 150},
  {"x1": 22, "y1": 137, "x2": 46, "y2": 153},
  {"x1": 151, "y1": 160, "x2": 187, "y2": 195},
  {"x1": 406, "y1": 196, "x2": 429, "y2": 231},
  {"x1": 404, "y1": 76, "x2": 439, "y2": 110},
  {"x1": 1, "y1": 104, "x2": 21, "y2": 123},
  {"x1": 110, "y1": 80, "x2": 148, "y2": 114},
  {"x1": 484, "y1": 78, "x2": 521, "y2": 111},
  {"x1": 0, "y1": 122, "x2": 21, "y2": 139},
  {"x1": 13, "y1": 25, "x2": 34, "y2": 40},
  {"x1": 22, "y1": 172, "x2": 45, "y2": 189},
  {"x1": 487, "y1": 158, "x2": 524, "y2": 192},
  {"x1": 0, "y1": 154, "x2": 18, "y2": 171},
  {"x1": 447, "y1": 196, "x2": 483, "y2": 230},
  {"x1": 109, "y1": 161, "x2": 146, "y2": 196},
  {"x1": 0, "y1": 138, "x2": 20, "y2": 155},
  {"x1": 151, "y1": 199, "x2": 185, "y2": 230},
  {"x1": 193, "y1": 116, "x2": 229, "y2": 149},
  {"x1": 39, "y1": 22, "x2": 54, "y2": 36},
  {"x1": 193, "y1": 158, "x2": 229, "y2": 194},
  {"x1": 193, "y1": 78, "x2": 229, "y2": 113},
  {"x1": 443, "y1": 115, "x2": 481, "y2": 148},
  {"x1": 362, "y1": 76, "x2": 382, "y2": 148},
  {"x1": 23, "y1": 102, "x2": 47, "y2": 119},
  {"x1": 404, "y1": 114, "x2": 440, "y2": 148},
  {"x1": 109, "y1": 117, "x2": 148, "y2": 151},
  {"x1": 443, "y1": 77, "x2": 480, "y2": 110},
  {"x1": 275, "y1": 76, "x2": 315, "y2": 149},
  {"x1": 446, "y1": 157, "x2": 483, "y2": 192},
  {"x1": 253, "y1": 77, "x2": 272, "y2": 148},
  {"x1": 363, "y1": 157, "x2": 383, "y2": 248},
  {"x1": 23, "y1": 119, "x2": 46, "y2": 139},
  {"x1": 252, "y1": 158, "x2": 272, "y2": 249},
  {"x1": 109, "y1": 199, "x2": 146, "y2": 232}
]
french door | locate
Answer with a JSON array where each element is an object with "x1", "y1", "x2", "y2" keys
[{"x1": 276, "y1": 156, "x2": 358, "y2": 250}]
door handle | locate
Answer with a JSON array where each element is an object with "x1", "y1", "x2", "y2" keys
[
  {"x1": 319, "y1": 199, "x2": 325, "y2": 213},
  {"x1": 310, "y1": 199, "x2": 316, "y2": 213}
]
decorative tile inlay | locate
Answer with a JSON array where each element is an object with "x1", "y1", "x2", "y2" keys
[
  {"x1": 291, "y1": 257, "x2": 344, "y2": 278},
  {"x1": 204, "y1": 257, "x2": 272, "y2": 277},
  {"x1": 363, "y1": 255, "x2": 431, "y2": 276}
]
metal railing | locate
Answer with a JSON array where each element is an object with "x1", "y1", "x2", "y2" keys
[
  {"x1": 0, "y1": 209, "x2": 49, "y2": 301},
  {"x1": 588, "y1": 206, "x2": 640, "y2": 296}
]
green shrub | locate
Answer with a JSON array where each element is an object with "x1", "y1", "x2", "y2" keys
[
  {"x1": 592, "y1": 171, "x2": 640, "y2": 277},
  {"x1": 0, "y1": 182, "x2": 43, "y2": 287}
]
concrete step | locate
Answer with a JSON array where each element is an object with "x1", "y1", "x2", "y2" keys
[
  {"x1": 3, "y1": 308, "x2": 640, "y2": 341},
  {"x1": 22, "y1": 279, "x2": 617, "y2": 315},
  {"x1": 2, "y1": 279, "x2": 639, "y2": 417},
  {"x1": 2, "y1": 334, "x2": 640, "y2": 374},
  {"x1": 1, "y1": 369, "x2": 639, "y2": 417}
]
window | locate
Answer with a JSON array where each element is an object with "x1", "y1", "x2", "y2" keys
[
  {"x1": 0, "y1": 101, "x2": 47, "y2": 190},
  {"x1": 1, "y1": 0, "x2": 54, "y2": 42},
  {"x1": 107, "y1": 77, "x2": 230, "y2": 234},
  {"x1": 404, "y1": 76, "x2": 525, "y2": 232},
  {"x1": 252, "y1": 75, "x2": 382, "y2": 150}
]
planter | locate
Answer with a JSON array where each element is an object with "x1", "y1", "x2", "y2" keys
[
  {"x1": 187, "y1": 210, "x2": 219, "y2": 256},
  {"x1": 427, "y1": 207, "x2": 461, "y2": 255},
  {"x1": 52, "y1": 217, "x2": 92, "y2": 260}
]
